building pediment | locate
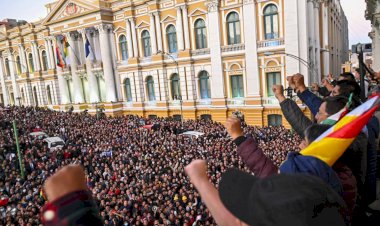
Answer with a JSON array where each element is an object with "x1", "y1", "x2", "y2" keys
[
  {"x1": 43, "y1": 0, "x2": 100, "y2": 26},
  {"x1": 188, "y1": 8, "x2": 208, "y2": 17},
  {"x1": 160, "y1": 15, "x2": 176, "y2": 23},
  {"x1": 136, "y1": 20, "x2": 150, "y2": 29},
  {"x1": 113, "y1": 26, "x2": 126, "y2": 33}
]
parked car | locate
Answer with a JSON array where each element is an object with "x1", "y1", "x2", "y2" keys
[{"x1": 43, "y1": 137, "x2": 65, "y2": 151}]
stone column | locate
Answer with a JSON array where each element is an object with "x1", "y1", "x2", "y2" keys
[
  {"x1": 45, "y1": 38, "x2": 54, "y2": 69},
  {"x1": 176, "y1": 7, "x2": 184, "y2": 51},
  {"x1": 65, "y1": 32, "x2": 84, "y2": 103},
  {"x1": 205, "y1": 0, "x2": 225, "y2": 99},
  {"x1": 314, "y1": 1, "x2": 321, "y2": 83},
  {"x1": 181, "y1": 5, "x2": 190, "y2": 50},
  {"x1": 7, "y1": 50, "x2": 20, "y2": 105},
  {"x1": 154, "y1": 12, "x2": 163, "y2": 52},
  {"x1": 149, "y1": 13, "x2": 158, "y2": 54},
  {"x1": 129, "y1": 18, "x2": 139, "y2": 58},
  {"x1": 95, "y1": 24, "x2": 117, "y2": 102},
  {"x1": 322, "y1": 0, "x2": 330, "y2": 76},
  {"x1": 44, "y1": 39, "x2": 52, "y2": 69},
  {"x1": 31, "y1": 41, "x2": 41, "y2": 71},
  {"x1": 0, "y1": 56, "x2": 9, "y2": 106},
  {"x1": 17, "y1": 45, "x2": 27, "y2": 73},
  {"x1": 51, "y1": 36, "x2": 58, "y2": 67},
  {"x1": 125, "y1": 19, "x2": 134, "y2": 58},
  {"x1": 243, "y1": 0, "x2": 260, "y2": 97},
  {"x1": 79, "y1": 29, "x2": 100, "y2": 103},
  {"x1": 57, "y1": 68, "x2": 71, "y2": 104}
]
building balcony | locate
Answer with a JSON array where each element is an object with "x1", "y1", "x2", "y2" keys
[
  {"x1": 257, "y1": 38, "x2": 284, "y2": 48},
  {"x1": 145, "y1": 101, "x2": 157, "y2": 107},
  {"x1": 227, "y1": 98, "x2": 245, "y2": 106},
  {"x1": 196, "y1": 98, "x2": 212, "y2": 106},
  {"x1": 221, "y1": 44, "x2": 245, "y2": 53},
  {"x1": 140, "y1": 57, "x2": 152, "y2": 64},
  {"x1": 191, "y1": 48, "x2": 210, "y2": 56},
  {"x1": 262, "y1": 97, "x2": 279, "y2": 105},
  {"x1": 41, "y1": 70, "x2": 48, "y2": 76},
  {"x1": 169, "y1": 100, "x2": 181, "y2": 106}
]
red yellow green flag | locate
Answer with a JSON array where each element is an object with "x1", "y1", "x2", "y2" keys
[{"x1": 301, "y1": 95, "x2": 380, "y2": 166}]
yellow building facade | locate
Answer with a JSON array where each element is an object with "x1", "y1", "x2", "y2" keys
[{"x1": 0, "y1": 0, "x2": 348, "y2": 126}]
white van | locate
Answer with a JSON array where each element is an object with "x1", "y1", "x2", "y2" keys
[{"x1": 43, "y1": 137, "x2": 65, "y2": 151}]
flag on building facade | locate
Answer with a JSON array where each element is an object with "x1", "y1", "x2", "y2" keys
[
  {"x1": 301, "y1": 95, "x2": 380, "y2": 166},
  {"x1": 62, "y1": 36, "x2": 69, "y2": 58},
  {"x1": 85, "y1": 37, "x2": 94, "y2": 60},
  {"x1": 56, "y1": 46, "x2": 65, "y2": 68}
]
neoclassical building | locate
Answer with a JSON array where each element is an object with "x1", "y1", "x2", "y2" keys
[{"x1": 0, "y1": 0, "x2": 348, "y2": 126}]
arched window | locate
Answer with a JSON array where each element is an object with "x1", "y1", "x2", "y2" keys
[
  {"x1": 16, "y1": 56, "x2": 22, "y2": 74},
  {"x1": 124, "y1": 78, "x2": 132, "y2": 102},
  {"x1": 142, "y1": 30, "x2": 152, "y2": 57},
  {"x1": 226, "y1": 12, "x2": 241, "y2": 45},
  {"x1": 146, "y1": 76, "x2": 155, "y2": 101},
  {"x1": 119, "y1": 35, "x2": 128, "y2": 60},
  {"x1": 194, "y1": 19, "x2": 207, "y2": 49},
  {"x1": 41, "y1": 50, "x2": 48, "y2": 71},
  {"x1": 166, "y1": 25, "x2": 178, "y2": 53},
  {"x1": 264, "y1": 4, "x2": 279, "y2": 39},
  {"x1": 46, "y1": 85, "x2": 52, "y2": 105},
  {"x1": 230, "y1": 75, "x2": 244, "y2": 98},
  {"x1": 28, "y1": 53, "x2": 34, "y2": 72},
  {"x1": 4, "y1": 58, "x2": 10, "y2": 76},
  {"x1": 171, "y1": 74, "x2": 181, "y2": 100},
  {"x1": 199, "y1": 71, "x2": 210, "y2": 99},
  {"x1": 268, "y1": 114, "x2": 282, "y2": 126}
]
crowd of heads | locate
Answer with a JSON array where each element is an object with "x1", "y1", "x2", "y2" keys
[{"x1": 0, "y1": 106, "x2": 301, "y2": 225}]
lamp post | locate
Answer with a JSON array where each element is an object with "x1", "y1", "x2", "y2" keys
[{"x1": 157, "y1": 50, "x2": 184, "y2": 126}]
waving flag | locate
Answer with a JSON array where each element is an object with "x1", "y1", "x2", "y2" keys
[
  {"x1": 62, "y1": 36, "x2": 69, "y2": 58},
  {"x1": 56, "y1": 46, "x2": 65, "y2": 68},
  {"x1": 301, "y1": 96, "x2": 380, "y2": 166}
]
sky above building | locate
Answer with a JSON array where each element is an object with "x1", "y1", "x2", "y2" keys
[{"x1": 0, "y1": 0, "x2": 373, "y2": 48}]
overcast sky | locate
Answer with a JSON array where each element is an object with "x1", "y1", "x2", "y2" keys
[{"x1": 0, "y1": 0, "x2": 372, "y2": 47}]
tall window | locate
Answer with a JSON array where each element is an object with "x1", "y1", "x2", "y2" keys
[
  {"x1": 199, "y1": 71, "x2": 210, "y2": 99},
  {"x1": 41, "y1": 50, "x2": 48, "y2": 71},
  {"x1": 119, "y1": 35, "x2": 128, "y2": 60},
  {"x1": 230, "y1": 75, "x2": 244, "y2": 98},
  {"x1": 46, "y1": 85, "x2": 52, "y2": 105},
  {"x1": 5, "y1": 58, "x2": 10, "y2": 76},
  {"x1": 264, "y1": 4, "x2": 279, "y2": 39},
  {"x1": 194, "y1": 19, "x2": 207, "y2": 49},
  {"x1": 124, "y1": 78, "x2": 132, "y2": 102},
  {"x1": 146, "y1": 76, "x2": 155, "y2": 101},
  {"x1": 33, "y1": 86, "x2": 38, "y2": 106},
  {"x1": 268, "y1": 114, "x2": 282, "y2": 126},
  {"x1": 16, "y1": 56, "x2": 22, "y2": 74},
  {"x1": 227, "y1": 12, "x2": 241, "y2": 45},
  {"x1": 170, "y1": 74, "x2": 181, "y2": 99},
  {"x1": 28, "y1": 53, "x2": 34, "y2": 73},
  {"x1": 142, "y1": 31, "x2": 152, "y2": 57},
  {"x1": 166, "y1": 25, "x2": 178, "y2": 53},
  {"x1": 266, "y1": 72, "x2": 281, "y2": 97}
]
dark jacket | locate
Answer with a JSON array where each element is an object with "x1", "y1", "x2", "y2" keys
[
  {"x1": 235, "y1": 136, "x2": 278, "y2": 178},
  {"x1": 279, "y1": 99, "x2": 312, "y2": 138},
  {"x1": 297, "y1": 89, "x2": 323, "y2": 116}
]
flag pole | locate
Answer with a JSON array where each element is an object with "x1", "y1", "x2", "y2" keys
[{"x1": 13, "y1": 120, "x2": 25, "y2": 179}]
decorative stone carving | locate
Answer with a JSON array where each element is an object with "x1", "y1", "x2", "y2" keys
[{"x1": 205, "y1": 0, "x2": 218, "y2": 13}]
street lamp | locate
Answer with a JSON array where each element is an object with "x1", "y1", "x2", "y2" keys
[{"x1": 157, "y1": 50, "x2": 184, "y2": 126}]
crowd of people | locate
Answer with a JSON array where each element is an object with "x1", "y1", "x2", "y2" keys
[{"x1": 0, "y1": 106, "x2": 301, "y2": 225}]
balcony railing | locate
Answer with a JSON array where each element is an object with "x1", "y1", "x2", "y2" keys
[
  {"x1": 42, "y1": 71, "x2": 48, "y2": 76},
  {"x1": 228, "y1": 98, "x2": 245, "y2": 106},
  {"x1": 262, "y1": 97, "x2": 279, "y2": 105},
  {"x1": 221, "y1": 44, "x2": 245, "y2": 53},
  {"x1": 140, "y1": 57, "x2": 152, "y2": 64},
  {"x1": 191, "y1": 48, "x2": 210, "y2": 56},
  {"x1": 257, "y1": 38, "x2": 284, "y2": 48},
  {"x1": 196, "y1": 99, "x2": 212, "y2": 106},
  {"x1": 145, "y1": 101, "x2": 157, "y2": 107},
  {"x1": 169, "y1": 100, "x2": 181, "y2": 106}
]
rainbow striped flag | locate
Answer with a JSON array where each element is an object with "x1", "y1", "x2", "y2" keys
[
  {"x1": 56, "y1": 46, "x2": 65, "y2": 68},
  {"x1": 62, "y1": 36, "x2": 69, "y2": 58},
  {"x1": 301, "y1": 95, "x2": 380, "y2": 166}
]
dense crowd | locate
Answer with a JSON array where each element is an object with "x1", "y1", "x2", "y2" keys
[{"x1": 0, "y1": 106, "x2": 301, "y2": 225}]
